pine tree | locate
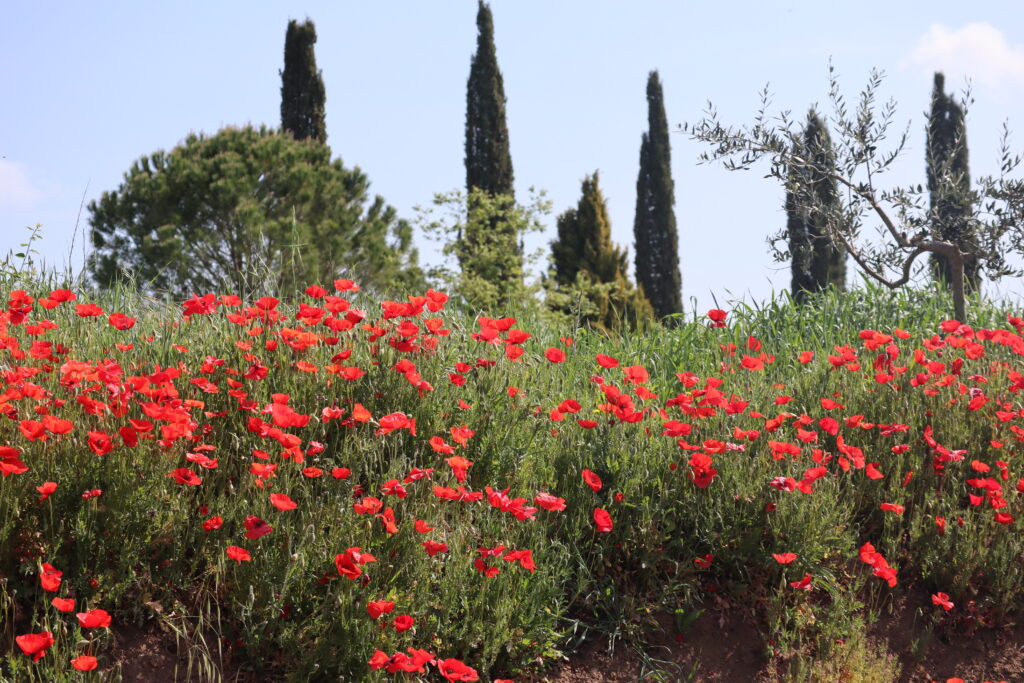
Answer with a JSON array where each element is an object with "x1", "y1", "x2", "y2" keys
[
  {"x1": 550, "y1": 173, "x2": 653, "y2": 332},
  {"x1": 465, "y1": 1, "x2": 513, "y2": 197},
  {"x1": 633, "y1": 71, "x2": 682, "y2": 320},
  {"x1": 88, "y1": 126, "x2": 420, "y2": 298},
  {"x1": 461, "y1": 1, "x2": 519, "y2": 303},
  {"x1": 787, "y1": 110, "x2": 846, "y2": 302},
  {"x1": 927, "y1": 72, "x2": 977, "y2": 290},
  {"x1": 280, "y1": 19, "x2": 327, "y2": 144}
]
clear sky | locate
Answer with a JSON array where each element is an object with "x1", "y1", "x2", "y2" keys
[{"x1": 3, "y1": 1, "x2": 1024, "y2": 313}]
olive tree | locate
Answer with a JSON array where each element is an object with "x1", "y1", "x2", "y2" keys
[{"x1": 684, "y1": 64, "x2": 1024, "y2": 322}]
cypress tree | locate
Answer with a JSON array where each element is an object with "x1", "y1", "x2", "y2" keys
[
  {"x1": 787, "y1": 110, "x2": 845, "y2": 302},
  {"x1": 465, "y1": 1, "x2": 514, "y2": 197},
  {"x1": 927, "y1": 72, "x2": 977, "y2": 289},
  {"x1": 633, "y1": 71, "x2": 682, "y2": 320},
  {"x1": 461, "y1": 1, "x2": 519, "y2": 302},
  {"x1": 280, "y1": 19, "x2": 327, "y2": 144},
  {"x1": 551, "y1": 173, "x2": 653, "y2": 332}
]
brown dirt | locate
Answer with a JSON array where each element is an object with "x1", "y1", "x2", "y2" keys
[
  {"x1": 540, "y1": 606, "x2": 769, "y2": 682},
  {"x1": 106, "y1": 621, "x2": 244, "y2": 682},
  {"x1": 105, "y1": 602, "x2": 1024, "y2": 682},
  {"x1": 542, "y1": 597, "x2": 1024, "y2": 683},
  {"x1": 107, "y1": 622, "x2": 181, "y2": 682}
]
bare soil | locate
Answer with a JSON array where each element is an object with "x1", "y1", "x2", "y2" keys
[{"x1": 106, "y1": 604, "x2": 1024, "y2": 682}]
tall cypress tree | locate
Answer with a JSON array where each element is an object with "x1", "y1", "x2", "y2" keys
[
  {"x1": 787, "y1": 110, "x2": 846, "y2": 302},
  {"x1": 465, "y1": 1, "x2": 514, "y2": 197},
  {"x1": 633, "y1": 71, "x2": 682, "y2": 319},
  {"x1": 461, "y1": 1, "x2": 519, "y2": 302},
  {"x1": 550, "y1": 173, "x2": 653, "y2": 332},
  {"x1": 280, "y1": 19, "x2": 327, "y2": 144},
  {"x1": 927, "y1": 72, "x2": 977, "y2": 289}
]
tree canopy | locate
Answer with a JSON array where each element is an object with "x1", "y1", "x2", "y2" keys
[
  {"x1": 634, "y1": 71, "x2": 682, "y2": 320},
  {"x1": 280, "y1": 19, "x2": 327, "y2": 144},
  {"x1": 787, "y1": 110, "x2": 846, "y2": 302},
  {"x1": 88, "y1": 126, "x2": 420, "y2": 298},
  {"x1": 465, "y1": 1, "x2": 514, "y2": 198},
  {"x1": 927, "y1": 72, "x2": 977, "y2": 290},
  {"x1": 549, "y1": 172, "x2": 653, "y2": 332}
]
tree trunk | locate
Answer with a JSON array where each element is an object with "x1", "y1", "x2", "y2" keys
[{"x1": 949, "y1": 248, "x2": 966, "y2": 323}]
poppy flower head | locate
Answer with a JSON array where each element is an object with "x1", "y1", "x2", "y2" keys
[
  {"x1": 72, "y1": 655, "x2": 99, "y2": 671},
  {"x1": 243, "y1": 515, "x2": 273, "y2": 539},
  {"x1": 593, "y1": 507, "x2": 613, "y2": 532},
  {"x1": 16, "y1": 632, "x2": 54, "y2": 661},
  {"x1": 76, "y1": 608, "x2": 112, "y2": 629}
]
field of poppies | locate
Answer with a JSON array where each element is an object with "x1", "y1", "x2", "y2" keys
[{"x1": 1, "y1": 278, "x2": 1023, "y2": 681}]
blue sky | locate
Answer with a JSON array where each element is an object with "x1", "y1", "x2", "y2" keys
[{"x1": 3, "y1": 1, "x2": 1024, "y2": 313}]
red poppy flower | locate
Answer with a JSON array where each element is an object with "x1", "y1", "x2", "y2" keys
[
  {"x1": 167, "y1": 468, "x2": 202, "y2": 486},
  {"x1": 226, "y1": 546, "x2": 251, "y2": 563},
  {"x1": 52, "y1": 597, "x2": 75, "y2": 612},
  {"x1": 446, "y1": 456, "x2": 473, "y2": 483},
  {"x1": 243, "y1": 515, "x2": 272, "y2": 539},
  {"x1": 378, "y1": 507, "x2": 399, "y2": 534},
  {"x1": 76, "y1": 608, "x2": 112, "y2": 628},
  {"x1": 594, "y1": 507, "x2": 613, "y2": 532},
  {"x1": 931, "y1": 592, "x2": 954, "y2": 611},
  {"x1": 72, "y1": 655, "x2": 99, "y2": 671},
  {"x1": 430, "y1": 436, "x2": 455, "y2": 454},
  {"x1": 75, "y1": 303, "x2": 103, "y2": 317},
  {"x1": 16, "y1": 632, "x2": 54, "y2": 661},
  {"x1": 503, "y1": 549, "x2": 536, "y2": 572},
  {"x1": 202, "y1": 516, "x2": 223, "y2": 531},
  {"x1": 36, "y1": 481, "x2": 57, "y2": 502},
  {"x1": 582, "y1": 469, "x2": 602, "y2": 492},
  {"x1": 740, "y1": 355, "x2": 764, "y2": 371},
  {"x1": 437, "y1": 658, "x2": 479, "y2": 682},
  {"x1": 623, "y1": 365, "x2": 649, "y2": 384},
  {"x1": 596, "y1": 354, "x2": 619, "y2": 368},
  {"x1": 335, "y1": 547, "x2": 376, "y2": 580},
  {"x1": 269, "y1": 493, "x2": 297, "y2": 511},
  {"x1": 40, "y1": 563, "x2": 62, "y2": 592},
  {"x1": 534, "y1": 492, "x2": 566, "y2": 512},
  {"x1": 87, "y1": 430, "x2": 113, "y2": 456},
  {"x1": 422, "y1": 540, "x2": 449, "y2": 556},
  {"x1": 790, "y1": 573, "x2": 813, "y2": 590},
  {"x1": 367, "y1": 600, "x2": 395, "y2": 619},
  {"x1": 108, "y1": 312, "x2": 137, "y2": 330},
  {"x1": 544, "y1": 347, "x2": 566, "y2": 363},
  {"x1": 393, "y1": 615, "x2": 414, "y2": 632},
  {"x1": 879, "y1": 503, "x2": 904, "y2": 515},
  {"x1": 772, "y1": 553, "x2": 798, "y2": 565}
]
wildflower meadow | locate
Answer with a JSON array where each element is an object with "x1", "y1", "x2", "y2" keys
[{"x1": 1, "y1": 279, "x2": 1023, "y2": 682}]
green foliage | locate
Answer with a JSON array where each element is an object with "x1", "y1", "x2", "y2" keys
[
  {"x1": 465, "y1": 1, "x2": 514, "y2": 198},
  {"x1": 462, "y1": 2, "x2": 520, "y2": 302},
  {"x1": 787, "y1": 111, "x2": 846, "y2": 302},
  {"x1": 280, "y1": 19, "x2": 327, "y2": 144},
  {"x1": 548, "y1": 172, "x2": 653, "y2": 333},
  {"x1": 87, "y1": 125, "x2": 421, "y2": 298},
  {"x1": 634, "y1": 71, "x2": 683, "y2": 320},
  {"x1": 927, "y1": 72, "x2": 977, "y2": 290},
  {"x1": 4, "y1": 277, "x2": 1024, "y2": 680},
  {"x1": 418, "y1": 187, "x2": 549, "y2": 312}
]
